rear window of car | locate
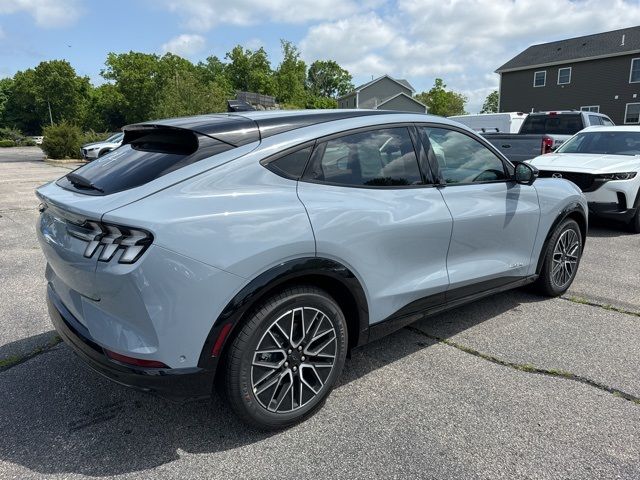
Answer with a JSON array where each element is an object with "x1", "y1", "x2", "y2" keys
[
  {"x1": 57, "y1": 128, "x2": 234, "y2": 195},
  {"x1": 519, "y1": 114, "x2": 584, "y2": 135}
]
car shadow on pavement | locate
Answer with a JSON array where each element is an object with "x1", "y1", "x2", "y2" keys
[
  {"x1": 587, "y1": 220, "x2": 635, "y2": 238},
  {"x1": 0, "y1": 289, "x2": 546, "y2": 477}
]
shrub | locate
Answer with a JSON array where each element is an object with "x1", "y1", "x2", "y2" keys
[
  {"x1": 41, "y1": 122, "x2": 82, "y2": 159},
  {"x1": 0, "y1": 127, "x2": 34, "y2": 146},
  {"x1": 0, "y1": 139, "x2": 16, "y2": 147},
  {"x1": 82, "y1": 130, "x2": 112, "y2": 145}
]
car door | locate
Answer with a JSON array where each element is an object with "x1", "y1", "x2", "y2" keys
[
  {"x1": 297, "y1": 125, "x2": 453, "y2": 325},
  {"x1": 418, "y1": 125, "x2": 541, "y2": 297}
]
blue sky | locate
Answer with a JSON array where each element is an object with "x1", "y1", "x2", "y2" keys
[{"x1": 2, "y1": 0, "x2": 640, "y2": 112}]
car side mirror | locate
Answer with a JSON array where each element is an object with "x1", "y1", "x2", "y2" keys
[{"x1": 514, "y1": 162, "x2": 538, "y2": 186}]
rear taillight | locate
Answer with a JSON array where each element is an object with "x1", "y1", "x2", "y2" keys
[
  {"x1": 542, "y1": 136, "x2": 554, "y2": 154},
  {"x1": 104, "y1": 349, "x2": 169, "y2": 368},
  {"x1": 67, "y1": 220, "x2": 153, "y2": 264}
]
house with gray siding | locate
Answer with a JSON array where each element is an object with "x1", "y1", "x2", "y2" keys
[
  {"x1": 337, "y1": 75, "x2": 427, "y2": 113},
  {"x1": 497, "y1": 26, "x2": 640, "y2": 125}
]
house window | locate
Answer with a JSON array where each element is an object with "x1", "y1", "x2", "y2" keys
[
  {"x1": 533, "y1": 71, "x2": 546, "y2": 87},
  {"x1": 557, "y1": 67, "x2": 571, "y2": 85},
  {"x1": 580, "y1": 106, "x2": 600, "y2": 113},
  {"x1": 624, "y1": 103, "x2": 640, "y2": 124},
  {"x1": 630, "y1": 58, "x2": 640, "y2": 83}
]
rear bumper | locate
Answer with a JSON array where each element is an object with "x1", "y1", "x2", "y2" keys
[
  {"x1": 47, "y1": 284, "x2": 214, "y2": 402},
  {"x1": 588, "y1": 201, "x2": 637, "y2": 222}
]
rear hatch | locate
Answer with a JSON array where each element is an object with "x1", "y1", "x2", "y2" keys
[{"x1": 37, "y1": 118, "x2": 260, "y2": 305}]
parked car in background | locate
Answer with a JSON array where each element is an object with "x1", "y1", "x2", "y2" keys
[
  {"x1": 36, "y1": 110, "x2": 587, "y2": 429},
  {"x1": 31, "y1": 136, "x2": 44, "y2": 145},
  {"x1": 529, "y1": 126, "x2": 640, "y2": 232},
  {"x1": 448, "y1": 112, "x2": 528, "y2": 134},
  {"x1": 80, "y1": 132, "x2": 123, "y2": 161},
  {"x1": 482, "y1": 111, "x2": 615, "y2": 163}
]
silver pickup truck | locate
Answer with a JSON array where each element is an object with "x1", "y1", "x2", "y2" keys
[{"x1": 481, "y1": 111, "x2": 615, "y2": 162}]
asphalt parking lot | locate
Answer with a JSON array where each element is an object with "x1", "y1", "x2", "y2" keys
[{"x1": 1, "y1": 148, "x2": 639, "y2": 479}]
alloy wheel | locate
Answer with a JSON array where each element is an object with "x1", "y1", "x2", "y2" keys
[
  {"x1": 250, "y1": 307, "x2": 337, "y2": 413},
  {"x1": 551, "y1": 228, "x2": 581, "y2": 288}
]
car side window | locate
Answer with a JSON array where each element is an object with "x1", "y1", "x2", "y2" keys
[
  {"x1": 588, "y1": 115, "x2": 603, "y2": 126},
  {"x1": 265, "y1": 145, "x2": 313, "y2": 179},
  {"x1": 303, "y1": 127, "x2": 423, "y2": 187},
  {"x1": 420, "y1": 127, "x2": 507, "y2": 184},
  {"x1": 601, "y1": 117, "x2": 615, "y2": 126}
]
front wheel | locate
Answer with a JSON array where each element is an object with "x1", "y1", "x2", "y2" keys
[
  {"x1": 222, "y1": 286, "x2": 348, "y2": 430},
  {"x1": 535, "y1": 218, "x2": 583, "y2": 296}
]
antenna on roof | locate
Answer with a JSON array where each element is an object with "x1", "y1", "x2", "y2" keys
[{"x1": 622, "y1": 34, "x2": 626, "y2": 46}]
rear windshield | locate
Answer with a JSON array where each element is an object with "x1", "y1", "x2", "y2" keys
[
  {"x1": 556, "y1": 131, "x2": 640, "y2": 156},
  {"x1": 57, "y1": 129, "x2": 234, "y2": 195},
  {"x1": 519, "y1": 114, "x2": 583, "y2": 135}
]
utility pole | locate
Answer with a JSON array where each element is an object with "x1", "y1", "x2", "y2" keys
[{"x1": 47, "y1": 99, "x2": 53, "y2": 126}]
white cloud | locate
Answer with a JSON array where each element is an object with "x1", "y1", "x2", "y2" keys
[
  {"x1": 163, "y1": 0, "x2": 365, "y2": 31},
  {"x1": 161, "y1": 34, "x2": 206, "y2": 57},
  {"x1": 299, "y1": 0, "x2": 640, "y2": 112},
  {"x1": 0, "y1": 0, "x2": 81, "y2": 28}
]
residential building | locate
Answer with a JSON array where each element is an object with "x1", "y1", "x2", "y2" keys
[
  {"x1": 337, "y1": 75, "x2": 427, "y2": 113},
  {"x1": 496, "y1": 26, "x2": 640, "y2": 124}
]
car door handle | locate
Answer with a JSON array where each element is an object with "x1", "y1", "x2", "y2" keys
[{"x1": 501, "y1": 144, "x2": 512, "y2": 148}]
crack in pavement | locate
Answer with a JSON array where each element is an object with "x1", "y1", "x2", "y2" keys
[
  {"x1": 0, "y1": 335, "x2": 62, "y2": 373},
  {"x1": 405, "y1": 325, "x2": 640, "y2": 406},
  {"x1": 562, "y1": 295, "x2": 640, "y2": 317}
]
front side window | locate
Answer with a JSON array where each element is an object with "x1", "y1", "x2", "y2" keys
[
  {"x1": 534, "y1": 71, "x2": 546, "y2": 87},
  {"x1": 624, "y1": 103, "x2": 640, "y2": 124},
  {"x1": 421, "y1": 127, "x2": 507, "y2": 184},
  {"x1": 630, "y1": 58, "x2": 640, "y2": 83},
  {"x1": 557, "y1": 67, "x2": 571, "y2": 85},
  {"x1": 303, "y1": 127, "x2": 422, "y2": 187}
]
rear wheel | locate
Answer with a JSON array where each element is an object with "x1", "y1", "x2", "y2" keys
[
  {"x1": 535, "y1": 218, "x2": 583, "y2": 296},
  {"x1": 222, "y1": 286, "x2": 347, "y2": 430}
]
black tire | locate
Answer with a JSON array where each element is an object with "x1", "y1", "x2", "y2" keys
[
  {"x1": 535, "y1": 218, "x2": 583, "y2": 297},
  {"x1": 98, "y1": 149, "x2": 110, "y2": 157},
  {"x1": 222, "y1": 286, "x2": 348, "y2": 430}
]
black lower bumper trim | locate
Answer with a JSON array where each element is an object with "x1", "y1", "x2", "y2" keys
[
  {"x1": 588, "y1": 202, "x2": 637, "y2": 222},
  {"x1": 47, "y1": 285, "x2": 214, "y2": 402}
]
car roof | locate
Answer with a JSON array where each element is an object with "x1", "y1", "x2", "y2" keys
[
  {"x1": 123, "y1": 109, "x2": 460, "y2": 147},
  {"x1": 580, "y1": 125, "x2": 640, "y2": 132}
]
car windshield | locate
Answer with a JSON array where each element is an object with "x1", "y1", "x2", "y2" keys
[
  {"x1": 519, "y1": 114, "x2": 583, "y2": 135},
  {"x1": 106, "y1": 133, "x2": 123, "y2": 143},
  {"x1": 556, "y1": 131, "x2": 640, "y2": 156}
]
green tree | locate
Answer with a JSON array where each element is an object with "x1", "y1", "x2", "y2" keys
[
  {"x1": 0, "y1": 77, "x2": 14, "y2": 127},
  {"x1": 415, "y1": 78, "x2": 467, "y2": 117},
  {"x1": 101, "y1": 51, "x2": 164, "y2": 124},
  {"x1": 197, "y1": 55, "x2": 232, "y2": 90},
  {"x1": 480, "y1": 90, "x2": 499, "y2": 113},
  {"x1": 307, "y1": 60, "x2": 353, "y2": 98},
  {"x1": 274, "y1": 40, "x2": 306, "y2": 105},
  {"x1": 153, "y1": 74, "x2": 229, "y2": 119},
  {"x1": 225, "y1": 45, "x2": 275, "y2": 95},
  {"x1": 83, "y1": 83, "x2": 127, "y2": 132}
]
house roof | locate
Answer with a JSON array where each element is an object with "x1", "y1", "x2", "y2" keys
[
  {"x1": 339, "y1": 75, "x2": 415, "y2": 100},
  {"x1": 376, "y1": 92, "x2": 427, "y2": 111},
  {"x1": 496, "y1": 26, "x2": 640, "y2": 73}
]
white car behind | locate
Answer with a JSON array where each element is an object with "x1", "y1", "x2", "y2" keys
[
  {"x1": 529, "y1": 126, "x2": 640, "y2": 232},
  {"x1": 80, "y1": 132, "x2": 123, "y2": 161}
]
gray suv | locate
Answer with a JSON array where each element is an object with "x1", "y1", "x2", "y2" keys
[{"x1": 36, "y1": 110, "x2": 587, "y2": 429}]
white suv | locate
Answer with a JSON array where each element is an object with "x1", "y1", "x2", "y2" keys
[{"x1": 530, "y1": 126, "x2": 640, "y2": 232}]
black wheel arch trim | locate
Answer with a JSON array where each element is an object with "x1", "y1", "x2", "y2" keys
[
  {"x1": 535, "y1": 202, "x2": 587, "y2": 275},
  {"x1": 197, "y1": 257, "x2": 369, "y2": 370}
]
